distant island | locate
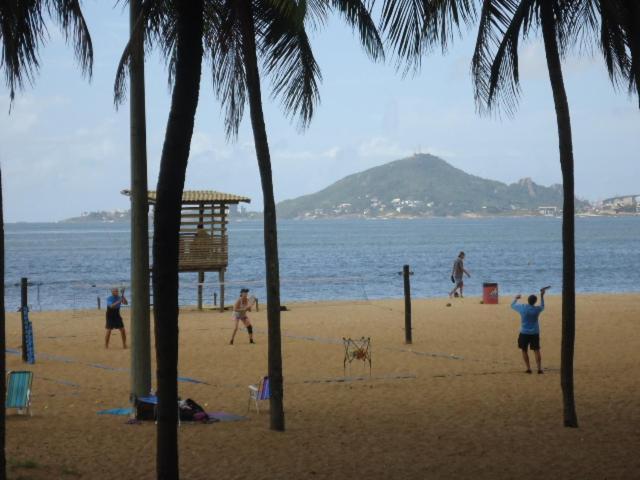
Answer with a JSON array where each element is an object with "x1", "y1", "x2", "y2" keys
[
  {"x1": 276, "y1": 154, "x2": 593, "y2": 219},
  {"x1": 61, "y1": 205, "x2": 260, "y2": 223},
  {"x1": 63, "y1": 210, "x2": 132, "y2": 223}
]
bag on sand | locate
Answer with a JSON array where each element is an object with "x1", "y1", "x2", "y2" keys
[
  {"x1": 179, "y1": 398, "x2": 210, "y2": 422},
  {"x1": 135, "y1": 398, "x2": 157, "y2": 421}
]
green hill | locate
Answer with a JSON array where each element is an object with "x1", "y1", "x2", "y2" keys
[{"x1": 277, "y1": 154, "x2": 587, "y2": 218}]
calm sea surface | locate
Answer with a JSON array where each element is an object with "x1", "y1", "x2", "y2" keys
[{"x1": 5, "y1": 216, "x2": 640, "y2": 311}]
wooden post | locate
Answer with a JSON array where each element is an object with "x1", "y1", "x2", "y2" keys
[
  {"x1": 197, "y1": 204, "x2": 205, "y2": 310},
  {"x1": 219, "y1": 270, "x2": 225, "y2": 312},
  {"x1": 20, "y1": 277, "x2": 28, "y2": 361},
  {"x1": 197, "y1": 271, "x2": 204, "y2": 310},
  {"x1": 403, "y1": 265, "x2": 412, "y2": 344}
]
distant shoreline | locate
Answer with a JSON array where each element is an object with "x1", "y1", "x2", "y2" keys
[
  {"x1": 16, "y1": 292, "x2": 640, "y2": 314},
  {"x1": 7, "y1": 212, "x2": 639, "y2": 225}
]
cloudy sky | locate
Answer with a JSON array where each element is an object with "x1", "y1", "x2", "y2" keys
[{"x1": 1, "y1": 2, "x2": 638, "y2": 222}]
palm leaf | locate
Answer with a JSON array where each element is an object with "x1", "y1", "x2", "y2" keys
[
  {"x1": 207, "y1": 0, "x2": 247, "y2": 138},
  {"x1": 472, "y1": 0, "x2": 536, "y2": 115},
  {"x1": 259, "y1": 0, "x2": 322, "y2": 129},
  {"x1": 328, "y1": 0, "x2": 384, "y2": 60},
  {"x1": 49, "y1": 0, "x2": 93, "y2": 77},
  {"x1": 380, "y1": 0, "x2": 476, "y2": 71},
  {"x1": 2, "y1": 0, "x2": 92, "y2": 102},
  {"x1": 114, "y1": 0, "x2": 174, "y2": 106}
]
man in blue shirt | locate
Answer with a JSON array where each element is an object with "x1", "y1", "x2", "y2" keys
[
  {"x1": 106, "y1": 287, "x2": 128, "y2": 349},
  {"x1": 511, "y1": 287, "x2": 549, "y2": 374}
]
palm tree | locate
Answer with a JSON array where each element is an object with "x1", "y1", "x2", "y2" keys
[
  {"x1": 210, "y1": 0, "x2": 383, "y2": 432},
  {"x1": 128, "y1": 0, "x2": 152, "y2": 402},
  {"x1": 115, "y1": 2, "x2": 380, "y2": 475},
  {"x1": 472, "y1": 0, "x2": 640, "y2": 427},
  {"x1": 117, "y1": 1, "x2": 205, "y2": 476},
  {"x1": 471, "y1": 0, "x2": 585, "y2": 427},
  {"x1": 0, "y1": 1, "x2": 92, "y2": 475},
  {"x1": 381, "y1": 0, "x2": 640, "y2": 429}
]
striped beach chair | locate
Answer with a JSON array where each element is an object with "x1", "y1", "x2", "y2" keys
[
  {"x1": 6, "y1": 371, "x2": 33, "y2": 416},
  {"x1": 248, "y1": 376, "x2": 270, "y2": 413}
]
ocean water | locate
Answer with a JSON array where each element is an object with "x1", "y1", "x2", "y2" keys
[{"x1": 5, "y1": 216, "x2": 640, "y2": 311}]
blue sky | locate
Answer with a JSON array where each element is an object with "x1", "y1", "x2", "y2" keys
[{"x1": 1, "y1": 2, "x2": 638, "y2": 222}]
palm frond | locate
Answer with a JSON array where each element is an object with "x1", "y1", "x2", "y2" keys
[
  {"x1": 258, "y1": 0, "x2": 322, "y2": 129},
  {"x1": 594, "y1": 0, "x2": 630, "y2": 90},
  {"x1": 579, "y1": 0, "x2": 639, "y2": 105},
  {"x1": 1, "y1": 0, "x2": 94, "y2": 102},
  {"x1": 328, "y1": 0, "x2": 384, "y2": 61},
  {"x1": 1, "y1": 1, "x2": 46, "y2": 101},
  {"x1": 380, "y1": 0, "x2": 476, "y2": 72},
  {"x1": 380, "y1": 0, "x2": 427, "y2": 70},
  {"x1": 472, "y1": 0, "x2": 536, "y2": 116},
  {"x1": 114, "y1": 0, "x2": 170, "y2": 107},
  {"x1": 207, "y1": 0, "x2": 247, "y2": 138},
  {"x1": 50, "y1": 0, "x2": 94, "y2": 78},
  {"x1": 621, "y1": 0, "x2": 640, "y2": 104}
]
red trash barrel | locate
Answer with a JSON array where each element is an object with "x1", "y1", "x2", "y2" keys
[{"x1": 482, "y1": 282, "x2": 499, "y2": 304}]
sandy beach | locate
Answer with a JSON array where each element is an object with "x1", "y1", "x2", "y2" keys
[{"x1": 5, "y1": 293, "x2": 640, "y2": 479}]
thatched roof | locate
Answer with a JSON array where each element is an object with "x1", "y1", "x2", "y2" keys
[{"x1": 122, "y1": 189, "x2": 251, "y2": 204}]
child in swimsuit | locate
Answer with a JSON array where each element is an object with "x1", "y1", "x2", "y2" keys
[{"x1": 229, "y1": 288, "x2": 255, "y2": 345}]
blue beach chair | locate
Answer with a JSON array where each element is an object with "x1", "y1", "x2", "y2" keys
[
  {"x1": 248, "y1": 376, "x2": 270, "y2": 413},
  {"x1": 6, "y1": 371, "x2": 33, "y2": 416}
]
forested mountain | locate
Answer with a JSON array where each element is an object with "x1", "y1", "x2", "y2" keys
[{"x1": 277, "y1": 154, "x2": 588, "y2": 218}]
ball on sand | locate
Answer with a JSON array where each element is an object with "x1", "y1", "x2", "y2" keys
[{"x1": 446, "y1": 303, "x2": 452, "y2": 307}]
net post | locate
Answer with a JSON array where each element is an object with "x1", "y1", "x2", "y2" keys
[
  {"x1": 403, "y1": 265, "x2": 412, "y2": 344},
  {"x1": 21, "y1": 277, "x2": 28, "y2": 361}
]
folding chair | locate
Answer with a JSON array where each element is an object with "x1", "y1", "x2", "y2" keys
[
  {"x1": 6, "y1": 371, "x2": 33, "y2": 416},
  {"x1": 248, "y1": 376, "x2": 270, "y2": 413}
]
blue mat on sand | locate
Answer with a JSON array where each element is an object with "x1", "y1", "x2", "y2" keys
[{"x1": 98, "y1": 408, "x2": 133, "y2": 416}]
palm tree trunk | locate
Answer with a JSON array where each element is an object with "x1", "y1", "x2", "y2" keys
[
  {"x1": 541, "y1": 0, "x2": 578, "y2": 428},
  {"x1": 238, "y1": 0, "x2": 285, "y2": 432},
  {"x1": 0, "y1": 168, "x2": 6, "y2": 479},
  {"x1": 129, "y1": 0, "x2": 152, "y2": 401},
  {"x1": 153, "y1": 1, "x2": 204, "y2": 477}
]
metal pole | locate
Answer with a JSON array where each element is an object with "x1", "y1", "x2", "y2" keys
[
  {"x1": 129, "y1": 0, "x2": 152, "y2": 399},
  {"x1": 20, "y1": 278, "x2": 28, "y2": 361},
  {"x1": 403, "y1": 265, "x2": 412, "y2": 344}
]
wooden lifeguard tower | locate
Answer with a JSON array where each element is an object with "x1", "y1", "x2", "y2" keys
[{"x1": 143, "y1": 190, "x2": 250, "y2": 311}]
